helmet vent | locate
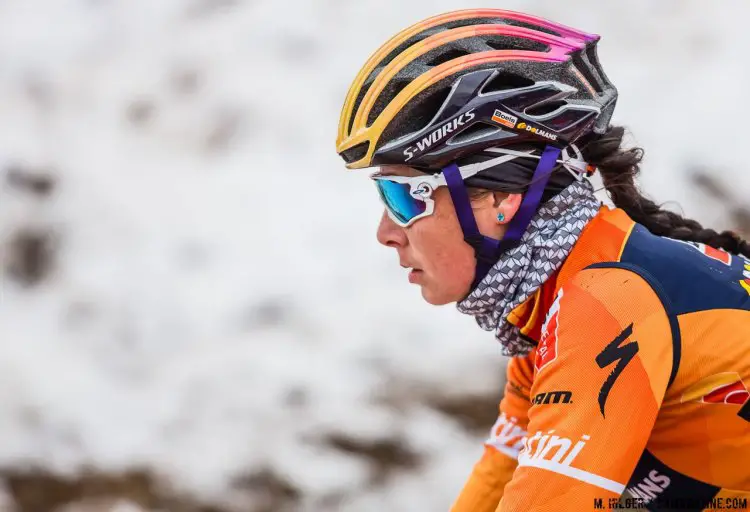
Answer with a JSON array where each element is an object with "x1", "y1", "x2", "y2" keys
[
  {"x1": 427, "y1": 48, "x2": 472, "y2": 67},
  {"x1": 364, "y1": 18, "x2": 490, "y2": 91},
  {"x1": 418, "y1": 85, "x2": 453, "y2": 124},
  {"x1": 500, "y1": 19, "x2": 561, "y2": 37},
  {"x1": 481, "y1": 72, "x2": 535, "y2": 93},
  {"x1": 448, "y1": 122, "x2": 501, "y2": 144},
  {"x1": 543, "y1": 109, "x2": 595, "y2": 132},
  {"x1": 376, "y1": 84, "x2": 454, "y2": 149},
  {"x1": 348, "y1": 85, "x2": 369, "y2": 135},
  {"x1": 571, "y1": 52, "x2": 603, "y2": 94},
  {"x1": 526, "y1": 100, "x2": 567, "y2": 117},
  {"x1": 367, "y1": 79, "x2": 411, "y2": 127},
  {"x1": 340, "y1": 141, "x2": 370, "y2": 164},
  {"x1": 484, "y1": 36, "x2": 548, "y2": 53}
]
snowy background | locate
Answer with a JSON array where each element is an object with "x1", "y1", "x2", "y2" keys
[{"x1": 0, "y1": 1, "x2": 749, "y2": 511}]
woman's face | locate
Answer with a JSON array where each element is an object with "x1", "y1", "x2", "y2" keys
[{"x1": 376, "y1": 165, "x2": 522, "y2": 305}]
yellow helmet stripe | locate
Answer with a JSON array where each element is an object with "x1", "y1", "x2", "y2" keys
[{"x1": 337, "y1": 9, "x2": 511, "y2": 144}]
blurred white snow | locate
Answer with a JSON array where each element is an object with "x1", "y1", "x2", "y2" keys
[{"x1": 0, "y1": 1, "x2": 748, "y2": 510}]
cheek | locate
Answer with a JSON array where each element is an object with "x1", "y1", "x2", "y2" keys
[
  {"x1": 407, "y1": 191, "x2": 477, "y2": 302},
  {"x1": 423, "y1": 236, "x2": 476, "y2": 300}
]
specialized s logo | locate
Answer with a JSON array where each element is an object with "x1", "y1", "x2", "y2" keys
[{"x1": 596, "y1": 324, "x2": 639, "y2": 418}]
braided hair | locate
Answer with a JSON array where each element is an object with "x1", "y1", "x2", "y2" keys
[{"x1": 581, "y1": 126, "x2": 750, "y2": 258}]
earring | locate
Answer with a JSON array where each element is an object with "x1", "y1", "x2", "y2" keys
[{"x1": 497, "y1": 212, "x2": 506, "y2": 223}]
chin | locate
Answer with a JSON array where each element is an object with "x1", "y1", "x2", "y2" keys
[{"x1": 420, "y1": 286, "x2": 459, "y2": 306}]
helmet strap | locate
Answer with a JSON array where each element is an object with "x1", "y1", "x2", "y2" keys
[{"x1": 443, "y1": 145, "x2": 562, "y2": 291}]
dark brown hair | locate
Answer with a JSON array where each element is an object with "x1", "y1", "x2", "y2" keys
[{"x1": 581, "y1": 126, "x2": 750, "y2": 258}]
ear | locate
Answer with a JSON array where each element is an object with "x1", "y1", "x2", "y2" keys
[{"x1": 495, "y1": 193, "x2": 523, "y2": 224}]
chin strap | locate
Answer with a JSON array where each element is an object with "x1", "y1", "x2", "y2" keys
[{"x1": 443, "y1": 145, "x2": 562, "y2": 291}]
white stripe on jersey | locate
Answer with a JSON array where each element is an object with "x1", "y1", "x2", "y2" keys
[{"x1": 518, "y1": 455, "x2": 626, "y2": 494}]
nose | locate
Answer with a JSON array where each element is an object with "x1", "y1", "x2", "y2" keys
[{"x1": 376, "y1": 209, "x2": 406, "y2": 248}]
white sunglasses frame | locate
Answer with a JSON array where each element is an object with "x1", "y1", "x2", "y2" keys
[
  {"x1": 371, "y1": 172, "x2": 442, "y2": 227},
  {"x1": 370, "y1": 146, "x2": 589, "y2": 228}
]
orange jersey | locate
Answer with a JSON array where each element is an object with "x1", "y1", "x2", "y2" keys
[{"x1": 452, "y1": 207, "x2": 750, "y2": 512}]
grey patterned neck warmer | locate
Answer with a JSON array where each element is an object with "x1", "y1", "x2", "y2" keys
[{"x1": 456, "y1": 180, "x2": 601, "y2": 356}]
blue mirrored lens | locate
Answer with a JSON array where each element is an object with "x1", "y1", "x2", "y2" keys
[{"x1": 376, "y1": 180, "x2": 426, "y2": 225}]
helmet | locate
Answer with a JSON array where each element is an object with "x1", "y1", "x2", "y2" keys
[{"x1": 336, "y1": 9, "x2": 617, "y2": 170}]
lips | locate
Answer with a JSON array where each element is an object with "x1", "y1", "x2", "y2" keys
[{"x1": 408, "y1": 268, "x2": 423, "y2": 284}]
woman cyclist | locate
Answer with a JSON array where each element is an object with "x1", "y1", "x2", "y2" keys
[{"x1": 335, "y1": 9, "x2": 750, "y2": 512}]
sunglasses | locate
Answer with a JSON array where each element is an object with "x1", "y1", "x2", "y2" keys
[
  {"x1": 371, "y1": 172, "x2": 445, "y2": 227},
  {"x1": 371, "y1": 146, "x2": 590, "y2": 228}
]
